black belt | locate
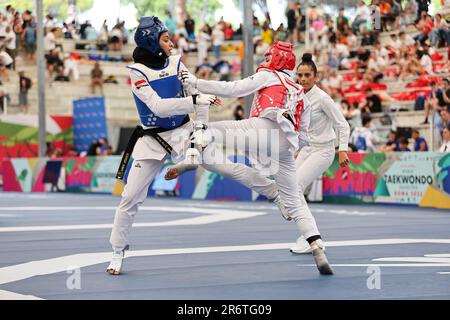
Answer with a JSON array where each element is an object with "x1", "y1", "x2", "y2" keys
[
  {"x1": 282, "y1": 112, "x2": 295, "y2": 126},
  {"x1": 116, "y1": 115, "x2": 190, "y2": 180}
]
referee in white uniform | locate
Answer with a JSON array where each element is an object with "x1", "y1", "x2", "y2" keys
[{"x1": 290, "y1": 53, "x2": 351, "y2": 254}]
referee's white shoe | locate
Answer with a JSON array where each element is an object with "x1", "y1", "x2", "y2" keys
[
  {"x1": 106, "y1": 245, "x2": 129, "y2": 275},
  {"x1": 290, "y1": 236, "x2": 326, "y2": 254}
]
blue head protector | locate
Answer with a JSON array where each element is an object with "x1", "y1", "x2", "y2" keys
[{"x1": 134, "y1": 16, "x2": 168, "y2": 57}]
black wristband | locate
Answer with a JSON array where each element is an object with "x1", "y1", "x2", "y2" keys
[{"x1": 192, "y1": 94, "x2": 198, "y2": 105}]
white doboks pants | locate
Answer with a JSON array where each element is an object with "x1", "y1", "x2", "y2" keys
[
  {"x1": 203, "y1": 117, "x2": 321, "y2": 240},
  {"x1": 295, "y1": 142, "x2": 336, "y2": 195},
  {"x1": 110, "y1": 147, "x2": 279, "y2": 252}
]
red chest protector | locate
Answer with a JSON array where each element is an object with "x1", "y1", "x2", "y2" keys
[{"x1": 250, "y1": 68, "x2": 305, "y2": 132}]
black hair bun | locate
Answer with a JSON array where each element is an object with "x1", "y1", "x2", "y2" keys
[{"x1": 302, "y1": 53, "x2": 313, "y2": 62}]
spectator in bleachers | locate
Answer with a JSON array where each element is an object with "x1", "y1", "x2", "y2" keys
[
  {"x1": 274, "y1": 23, "x2": 288, "y2": 42},
  {"x1": 62, "y1": 22, "x2": 75, "y2": 39},
  {"x1": 211, "y1": 23, "x2": 224, "y2": 62},
  {"x1": 398, "y1": 136, "x2": 411, "y2": 151},
  {"x1": 418, "y1": 47, "x2": 433, "y2": 75},
  {"x1": 441, "y1": 106, "x2": 450, "y2": 127},
  {"x1": 90, "y1": 62, "x2": 104, "y2": 96},
  {"x1": 352, "y1": 0, "x2": 370, "y2": 33},
  {"x1": 350, "y1": 113, "x2": 377, "y2": 152},
  {"x1": 214, "y1": 59, "x2": 231, "y2": 81},
  {"x1": 366, "y1": 51, "x2": 386, "y2": 81},
  {"x1": 412, "y1": 129, "x2": 429, "y2": 151},
  {"x1": 286, "y1": 1, "x2": 305, "y2": 44},
  {"x1": 422, "y1": 80, "x2": 449, "y2": 124},
  {"x1": 0, "y1": 49, "x2": 13, "y2": 81},
  {"x1": 405, "y1": 0, "x2": 418, "y2": 22},
  {"x1": 398, "y1": 49, "x2": 423, "y2": 81},
  {"x1": 381, "y1": 130, "x2": 400, "y2": 152},
  {"x1": 18, "y1": 71, "x2": 31, "y2": 114},
  {"x1": 44, "y1": 28, "x2": 56, "y2": 53},
  {"x1": 109, "y1": 25, "x2": 123, "y2": 51},
  {"x1": 355, "y1": 46, "x2": 371, "y2": 74},
  {"x1": 324, "y1": 68, "x2": 342, "y2": 98},
  {"x1": 163, "y1": 10, "x2": 177, "y2": 36},
  {"x1": 176, "y1": 33, "x2": 189, "y2": 64},
  {"x1": 54, "y1": 67, "x2": 69, "y2": 82},
  {"x1": 261, "y1": 21, "x2": 273, "y2": 45},
  {"x1": 387, "y1": 33, "x2": 401, "y2": 51},
  {"x1": 253, "y1": 16, "x2": 262, "y2": 37},
  {"x1": 12, "y1": 12, "x2": 23, "y2": 50},
  {"x1": 22, "y1": 20, "x2": 36, "y2": 63},
  {"x1": 84, "y1": 22, "x2": 98, "y2": 41},
  {"x1": 360, "y1": 87, "x2": 383, "y2": 113},
  {"x1": 254, "y1": 37, "x2": 269, "y2": 66},
  {"x1": 416, "y1": 0, "x2": 431, "y2": 21},
  {"x1": 0, "y1": 80, "x2": 9, "y2": 113},
  {"x1": 98, "y1": 20, "x2": 108, "y2": 43},
  {"x1": 336, "y1": 7, "x2": 349, "y2": 34},
  {"x1": 44, "y1": 14, "x2": 56, "y2": 30},
  {"x1": 414, "y1": 11, "x2": 434, "y2": 45},
  {"x1": 184, "y1": 14, "x2": 195, "y2": 41},
  {"x1": 4, "y1": 26, "x2": 16, "y2": 70},
  {"x1": 63, "y1": 52, "x2": 79, "y2": 81},
  {"x1": 346, "y1": 30, "x2": 359, "y2": 56},
  {"x1": 399, "y1": 30, "x2": 415, "y2": 46},
  {"x1": 45, "y1": 49, "x2": 63, "y2": 80},
  {"x1": 439, "y1": 123, "x2": 450, "y2": 152},
  {"x1": 430, "y1": 13, "x2": 450, "y2": 47},
  {"x1": 361, "y1": 30, "x2": 376, "y2": 46},
  {"x1": 197, "y1": 25, "x2": 211, "y2": 64},
  {"x1": 223, "y1": 23, "x2": 234, "y2": 40},
  {"x1": 344, "y1": 100, "x2": 363, "y2": 130},
  {"x1": 87, "y1": 138, "x2": 109, "y2": 156},
  {"x1": 195, "y1": 57, "x2": 213, "y2": 80},
  {"x1": 79, "y1": 20, "x2": 89, "y2": 39}
]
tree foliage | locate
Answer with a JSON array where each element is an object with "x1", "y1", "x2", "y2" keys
[
  {"x1": 121, "y1": 0, "x2": 169, "y2": 20},
  {"x1": 123, "y1": 0, "x2": 222, "y2": 28},
  {"x1": 0, "y1": 0, "x2": 94, "y2": 20}
]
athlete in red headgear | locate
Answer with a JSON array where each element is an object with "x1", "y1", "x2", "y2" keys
[{"x1": 167, "y1": 41, "x2": 334, "y2": 275}]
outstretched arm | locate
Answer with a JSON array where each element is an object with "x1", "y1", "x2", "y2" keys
[{"x1": 181, "y1": 70, "x2": 274, "y2": 98}]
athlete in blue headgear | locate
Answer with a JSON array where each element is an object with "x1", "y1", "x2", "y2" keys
[
  {"x1": 106, "y1": 16, "x2": 219, "y2": 275},
  {"x1": 107, "y1": 17, "x2": 287, "y2": 275}
]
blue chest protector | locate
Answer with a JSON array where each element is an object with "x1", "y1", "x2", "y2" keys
[{"x1": 127, "y1": 55, "x2": 187, "y2": 129}]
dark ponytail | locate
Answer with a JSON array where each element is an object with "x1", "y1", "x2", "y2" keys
[{"x1": 298, "y1": 53, "x2": 317, "y2": 76}]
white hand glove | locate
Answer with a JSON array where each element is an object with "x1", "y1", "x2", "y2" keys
[
  {"x1": 179, "y1": 70, "x2": 198, "y2": 88},
  {"x1": 191, "y1": 123, "x2": 211, "y2": 148},
  {"x1": 192, "y1": 94, "x2": 218, "y2": 106}
]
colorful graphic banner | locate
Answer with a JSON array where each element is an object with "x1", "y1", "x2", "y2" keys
[
  {"x1": 2, "y1": 152, "x2": 450, "y2": 209},
  {"x1": 0, "y1": 115, "x2": 73, "y2": 158},
  {"x1": 323, "y1": 152, "x2": 450, "y2": 208}
]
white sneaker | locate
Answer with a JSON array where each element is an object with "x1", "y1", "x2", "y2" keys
[
  {"x1": 106, "y1": 247, "x2": 127, "y2": 275},
  {"x1": 290, "y1": 236, "x2": 312, "y2": 254},
  {"x1": 290, "y1": 236, "x2": 326, "y2": 254},
  {"x1": 270, "y1": 194, "x2": 291, "y2": 221}
]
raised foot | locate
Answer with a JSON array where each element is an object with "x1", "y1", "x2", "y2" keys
[{"x1": 164, "y1": 164, "x2": 199, "y2": 180}]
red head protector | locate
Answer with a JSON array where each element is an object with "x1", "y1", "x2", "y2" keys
[{"x1": 264, "y1": 41, "x2": 296, "y2": 71}]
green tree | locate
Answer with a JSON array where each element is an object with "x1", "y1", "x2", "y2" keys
[
  {"x1": 185, "y1": 0, "x2": 222, "y2": 26},
  {"x1": 123, "y1": 0, "x2": 222, "y2": 30},
  {"x1": 121, "y1": 0, "x2": 169, "y2": 19},
  {"x1": 0, "y1": 0, "x2": 94, "y2": 20}
]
